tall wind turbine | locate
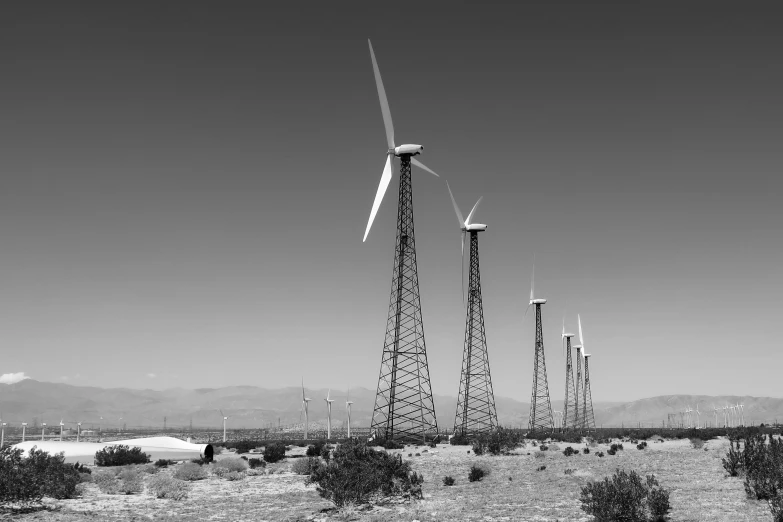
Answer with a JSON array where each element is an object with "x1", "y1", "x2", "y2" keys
[
  {"x1": 301, "y1": 380, "x2": 312, "y2": 440},
  {"x1": 21, "y1": 422, "x2": 27, "y2": 442},
  {"x1": 325, "y1": 390, "x2": 334, "y2": 440},
  {"x1": 447, "y1": 182, "x2": 498, "y2": 436},
  {"x1": 579, "y1": 315, "x2": 596, "y2": 432},
  {"x1": 59, "y1": 419, "x2": 65, "y2": 441},
  {"x1": 41, "y1": 421, "x2": 47, "y2": 441},
  {"x1": 365, "y1": 39, "x2": 439, "y2": 444},
  {"x1": 526, "y1": 260, "x2": 554, "y2": 432},
  {"x1": 0, "y1": 422, "x2": 5, "y2": 448},
  {"x1": 562, "y1": 317, "x2": 577, "y2": 431},
  {"x1": 346, "y1": 388, "x2": 354, "y2": 439},
  {"x1": 76, "y1": 422, "x2": 82, "y2": 443},
  {"x1": 220, "y1": 410, "x2": 229, "y2": 443}
]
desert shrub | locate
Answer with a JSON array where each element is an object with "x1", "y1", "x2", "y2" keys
[
  {"x1": 690, "y1": 438, "x2": 704, "y2": 450},
  {"x1": 450, "y1": 433, "x2": 470, "y2": 446},
  {"x1": 549, "y1": 443, "x2": 562, "y2": 451},
  {"x1": 472, "y1": 428, "x2": 523, "y2": 456},
  {"x1": 231, "y1": 440, "x2": 258, "y2": 454},
  {"x1": 93, "y1": 469, "x2": 121, "y2": 494},
  {"x1": 147, "y1": 474, "x2": 189, "y2": 500},
  {"x1": 307, "y1": 440, "x2": 326, "y2": 456},
  {"x1": 597, "y1": 451, "x2": 605, "y2": 457},
  {"x1": 155, "y1": 459, "x2": 174, "y2": 468},
  {"x1": 580, "y1": 469, "x2": 670, "y2": 522},
  {"x1": 548, "y1": 431, "x2": 583, "y2": 444},
  {"x1": 248, "y1": 457, "x2": 265, "y2": 469},
  {"x1": 320, "y1": 444, "x2": 332, "y2": 462},
  {"x1": 79, "y1": 471, "x2": 93, "y2": 483},
  {"x1": 607, "y1": 448, "x2": 617, "y2": 456},
  {"x1": 583, "y1": 447, "x2": 590, "y2": 454},
  {"x1": 563, "y1": 446, "x2": 577, "y2": 456},
  {"x1": 291, "y1": 456, "x2": 318, "y2": 475},
  {"x1": 611, "y1": 443, "x2": 624, "y2": 452},
  {"x1": 117, "y1": 468, "x2": 144, "y2": 494},
  {"x1": 224, "y1": 471, "x2": 245, "y2": 481},
  {"x1": 240, "y1": 455, "x2": 248, "y2": 461},
  {"x1": 0, "y1": 447, "x2": 82, "y2": 503},
  {"x1": 770, "y1": 494, "x2": 783, "y2": 522},
  {"x1": 75, "y1": 482, "x2": 88, "y2": 496},
  {"x1": 443, "y1": 475, "x2": 455, "y2": 486},
  {"x1": 382, "y1": 439, "x2": 403, "y2": 450},
  {"x1": 537, "y1": 465, "x2": 547, "y2": 471},
  {"x1": 306, "y1": 440, "x2": 423, "y2": 507},
  {"x1": 95, "y1": 445, "x2": 150, "y2": 467},
  {"x1": 173, "y1": 462, "x2": 208, "y2": 481},
  {"x1": 565, "y1": 468, "x2": 575, "y2": 475},
  {"x1": 535, "y1": 452, "x2": 546, "y2": 459},
  {"x1": 73, "y1": 462, "x2": 91, "y2": 474},
  {"x1": 468, "y1": 465, "x2": 487, "y2": 482},
  {"x1": 743, "y1": 434, "x2": 783, "y2": 500},
  {"x1": 539, "y1": 445, "x2": 549, "y2": 451},
  {"x1": 263, "y1": 442, "x2": 287, "y2": 463},
  {"x1": 190, "y1": 457, "x2": 208, "y2": 465},
  {"x1": 637, "y1": 441, "x2": 648, "y2": 450},
  {"x1": 214, "y1": 457, "x2": 249, "y2": 473}
]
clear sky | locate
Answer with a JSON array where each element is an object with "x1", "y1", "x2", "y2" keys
[{"x1": 1, "y1": 2, "x2": 780, "y2": 401}]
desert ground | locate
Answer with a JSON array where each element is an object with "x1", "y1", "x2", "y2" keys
[{"x1": 12, "y1": 437, "x2": 770, "y2": 522}]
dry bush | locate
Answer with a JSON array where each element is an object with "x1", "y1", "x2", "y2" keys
[
  {"x1": 224, "y1": 471, "x2": 245, "y2": 481},
  {"x1": 214, "y1": 457, "x2": 249, "y2": 473},
  {"x1": 580, "y1": 469, "x2": 670, "y2": 522},
  {"x1": 147, "y1": 474, "x2": 189, "y2": 500},
  {"x1": 291, "y1": 456, "x2": 319, "y2": 475},
  {"x1": 117, "y1": 468, "x2": 144, "y2": 494},
  {"x1": 690, "y1": 438, "x2": 705, "y2": 450},
  {"x1": 93, "y1": 469, "x2": 121, "y2": 494},
  {"x1": 95, "y1": 445, "x2": 150, "y2": 467},
  {"x1": 173, "y1": 462, "x2": 209, "y2": 481}
]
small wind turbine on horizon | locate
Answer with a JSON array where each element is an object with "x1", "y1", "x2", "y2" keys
[
  {"x1": 21, "y1": 422, "x2": 27, "y2": 442},
  {"x1": 59, "y1": 419, "x2": 65, "y2": 441},
  {"x1": 41, "y1": 421, "x2": 47, "y2": 441},
  {"x1": 76, "y1": 422, "x2": 82, "y2": 442},
  {"x1": 301, "y1": 379, "x2": 312, "y2": 440},
  {"x1": 346, "y1": 388, "x2": 354, "y2": 439},
  {"x1": 220, "y1": 410, "x2": 229, "y2": 443},
  {"x1": 325, "y1": 390, "x2": 335, "y2": 440}
]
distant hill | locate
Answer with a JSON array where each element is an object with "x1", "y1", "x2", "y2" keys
[{"x1": 1, "y1": 380, "x2": 780, "y2": 431}]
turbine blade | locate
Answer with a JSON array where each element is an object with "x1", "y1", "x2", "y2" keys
[
  {"x1": 446, "y1": 180, "x2": 465, "y2": 227},
  {"x1": 465, "y1": 196, "x2": 483, "y2": 226},
  {"x1": 411, "y1": 157, "x2": 439, "y2": 177},
  {"x1": 578, "y1": 314, "x2": 584, "y2": 350},
  {"x1": 368, "y1": 39, "x2": 394, "y2": 149},
  {"x1": 529, "y1": 254, "x2": 535, "y2": 301},
  {"x1": 524, "y1": 303, "x2": 531, "y2": 318},
  {"x1": 363, "y1": 155, "x2": 393, "y2": 242}
]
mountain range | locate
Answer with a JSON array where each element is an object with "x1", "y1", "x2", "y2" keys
[{"x1": 1, "y1": 379, "x2": 781, "y2": 430}]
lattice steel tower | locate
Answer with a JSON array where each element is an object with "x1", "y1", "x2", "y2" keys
[
  {"x1": 562, "y1": 328, "x2": 577, "y2": 431},
  {"x1": 581, "y1": 354, "x2": 596, "y2": 431},
  {"x1": 527, "y1": 300, "x2": 554, "y2": 432},
  {"x1": 574, "y1": 345, "x2": 583, "y2": 430},
  {"x1": 370, "y1": 156, "x2": 438, "y2": 443},
  {"x1": 454, "y1": 230, "x2": 498, "y2": 435}
]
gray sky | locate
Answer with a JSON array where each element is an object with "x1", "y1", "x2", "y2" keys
[{"x1": 1, "y1": 2, "x2": 781, "y2": 401}]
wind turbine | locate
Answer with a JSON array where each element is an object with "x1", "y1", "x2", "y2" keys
[
  {"x1": 220, "y1": 410, "x2": 229, "y2": 443},
  {"x1": 0, "y1": 422, "x2": 5, "y2": 448},
  {"x1": 447, "y1": 181, "x2": 498, "y2": 436},
  {"x1": 364, "y1": 39, "x2": 440, "y2": 444},
  {"x1": 41, "y1": 421, "x2": 47, "y2": 441},
  {"x1": 21, "y1": 422, "x2": 27, "y2": 442},
  {"x1": 76, "y1": 422, "x2": 82, "y2": 443},
  {"x1": 325, "y1": 390, "x2": 335, "y2": 440},
  {"x1": 346, "y1": 388, "x2": 354, "y2": 439},
  {"x1": 526, "y1": 259, "x2": 554, "y2": 432},
  {"x1": 59, "y1": 419, "x2": 65, "y2": 441},
  {"x1": 694, "y1": 404, "x2": 701, "y2": 429},
  {"x1": 301, "y1": 380, "x2": 312, "y2": 440},
  {"x1": 562, "y1": 316, "x2": 577, "y2": 431},
  {"x1": 362, "y1": 39, "x2": 439, "y2": 243}
]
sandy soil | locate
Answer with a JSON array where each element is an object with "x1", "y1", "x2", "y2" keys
[{"x1": 8, "y1": 438, "x2": 773, "y2": 521}]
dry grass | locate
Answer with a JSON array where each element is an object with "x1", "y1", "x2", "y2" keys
[{"x1": 9, "y1": 438, "x2": 773, "y2": 521}]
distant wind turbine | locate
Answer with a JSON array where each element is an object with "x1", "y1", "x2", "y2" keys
[
  {"x1": 1, "y1": 422, "x2": 5, "y2": 448},
  {"x1": 21, "y1": 422, "x2": 27, "y2": 442},
  {"x1": 59, "y1": 419, "x2": 65, "y2": 441},
  {"x1": 301, "y1": 379, "x2": 312, "y2": 440},
  {"x1": 220, "y1": 410, "x2": 229, "y2": 443},
  {"x1": 346, "y1": 388, "x2": 354, "y2": 439},
  {"x1": 325, "y1": 390, "x2": 335, "y2": 440}
]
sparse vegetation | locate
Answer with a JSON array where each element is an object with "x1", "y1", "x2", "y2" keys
[
  {"x1": 116, "y1": 468, "x2": 144, "y2": 494},
  {"x1": 637, "y1": 441, "x2": 648, "y2": 450},
  {"x1": 580, "y1": 469, "x2": 670, "y2": 522},
  {"x1": 443, "y1": 475, "x2": 455, "y2": 486},
  {"x1": 472, "y1": 428, "x2": 523, "y2": 456},
  {"x1": 0, "y1": 446, "x2": 81, "y2": 505},
  {"x1": 95, "y1": 445, "x2": 151, "y2": 467},
  {"x1": 154, "y1": 459, "x2": 174, "y2": 468},
  {"x1": 468, "y1": 465, "x2": 487, "y2": 482},
  {"x1": 248, "y1": 457, "x2": 266, "y2": 469},
  {"x1": 214, "y1": 457, "x2": 249, "y2": 474},
  {"x1": 690, "y1": 438, "x2": 705, "y2": 450},
  {"x1": 563, "y1": 446, "x2": 577, "y2": 456},
  {"x1": 173, "y1": 462, "x2": 209, "y2": 481},
  {"x1": 263, "y1": 442, "x2": 287, "y2": 463},
  {"x1": 291, "y1": 456, "x2": 318, "y2": 475},
  {"x1": 147, "y1": 474, "x2": 189, "y2": 500},
  {"x1": 306, "y1": 440, "x2": 423, "y2": 507}
]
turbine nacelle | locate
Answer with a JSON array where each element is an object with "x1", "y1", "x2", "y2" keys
[
  {"x1": 392, "y1": 144, "x2": 423, "y2": 156},
  {"x1": 563, "y1": 333, "x2": 575, "y2": 339},
  {"x1": 464, "y1": 223, "x2": 487, "y2": 232},
  {"x1": 530, "y1": 298, "x2": 547, "y2": 305}
]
